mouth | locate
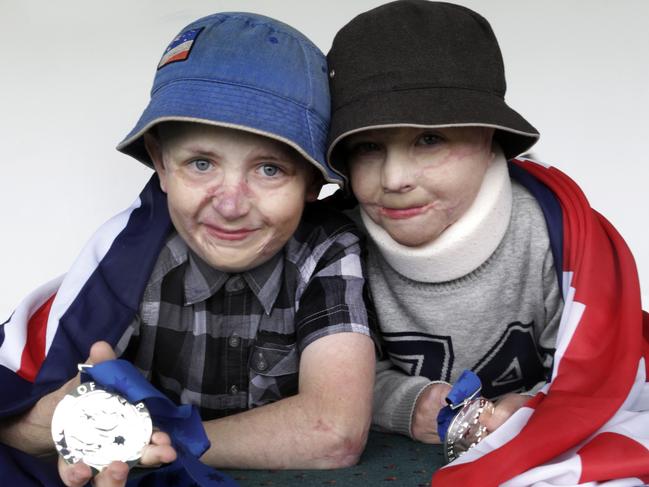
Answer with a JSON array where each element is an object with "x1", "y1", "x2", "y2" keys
[
  {"x1": 379, "y1": 204, "x2": 430, "y2": 220},
  {"x1": 203, "y1": 224, "x2": 257, "y2": 241}
]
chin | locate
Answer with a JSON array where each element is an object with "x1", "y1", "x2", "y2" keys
[
  {"x1": 203, "y1": 250, "x2": 253, "y2": 271},
  {"x1": 386, "y1": 225, "x2": 439, "y2": 248},
  {"x1": 387, "y1": 232, "x2": 422, "y2": 247}
]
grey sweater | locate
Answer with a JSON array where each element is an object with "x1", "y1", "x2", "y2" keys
[{"x1": 363, "y1": 181, "x2": 563, "y2": 437}]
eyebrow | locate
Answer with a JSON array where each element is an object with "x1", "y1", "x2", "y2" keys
[
  {"x1": 168, "y1": 143, "x2": 300, "y2": 165},
  {"x1": 174, "y1": 144, "x2": 221, "y2": 158},
  {"x1": 342, "y1": 134, "x2": 378, "y2": 151},
  {"x1": 254, "y1": 143, "x2": 300, "y2": 163}
]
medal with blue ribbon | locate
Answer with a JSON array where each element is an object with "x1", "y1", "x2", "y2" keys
[
  {"x1": 437, "y1": 370, "x2": 494, "y2": 463},
  {"x1": 53, "y1": 359, "x2": 239, "y2": 486}
]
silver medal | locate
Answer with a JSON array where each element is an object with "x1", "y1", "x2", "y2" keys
[
  {"x1": 51, "y1": 381, "x2": 152, "y2": 473},
  {"x1": 444, "y1": 397, "x2": 494, "y2": 463}
]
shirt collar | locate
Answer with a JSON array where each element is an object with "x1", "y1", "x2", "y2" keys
[
  {"x1": 241, "y1": 252, "x2": 284, "y2": 315},
  {"x1": 183, "y1": 244, "x2": 284, "y2": 315},
  {"x1": 184, "y1": 249, "x2": 228, "y2": 306}
]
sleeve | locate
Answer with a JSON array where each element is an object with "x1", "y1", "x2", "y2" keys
[
  {"x1": 524, "y1": 246, "x2": 564, "y2": 396},
  {"x1": 372, "y1": 358, "x2": 435, "y2": 437},
  {"x1": 294, "y1": 227, "x2": 378, "y2": 353},
  {"x1": 540, "y1": 246, "x2": 563, "y2": 370}
]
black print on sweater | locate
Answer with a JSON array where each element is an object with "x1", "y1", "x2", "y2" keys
[
  {"x1": 382, "y1": 322, "x2": 547, "y2": 398},
  {"x1": 473, "y1": 321, "x2": 546, "y2": 398},
  {"x1": 382, "y1": 332, "x2": 454, "y2": 382}
]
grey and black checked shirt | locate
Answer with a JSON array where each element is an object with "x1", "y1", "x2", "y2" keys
[{"x1": 117, "y1": 204, "x2": 373, "y2": 420}]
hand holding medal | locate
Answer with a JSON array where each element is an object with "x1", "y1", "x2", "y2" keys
[
  {"x1": 51, "y1": 375, "x2": 153, "y2": 473},
  {"x1": 436, "y1": 370, "x2": 495, "y2": 463},
  {"x1": 50, "y1": 342, "x2": 176, "y2": 487}
]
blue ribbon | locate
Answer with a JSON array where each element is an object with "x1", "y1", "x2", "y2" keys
[
  {"x1": 80, "y1": 359, "x2": 238, "y2": 487},
  {"x1": 436, "y1": 370, "x2": 482, "y2": 442}
]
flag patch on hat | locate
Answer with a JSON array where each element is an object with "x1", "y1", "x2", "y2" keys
[{"x1": 157, "y1": 27, "x2": 203, "y2": 69}]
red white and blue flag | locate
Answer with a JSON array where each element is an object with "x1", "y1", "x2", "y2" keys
[
  {"x1": 431, "y1": 159, "x2": 649, "y2": 486},
  {"x1": 158, "y1": 27, "x2": 203, "y2": 69},
  {"x1": 0, "y1": 175, "x2": 174, "y2": 485},
  {"x1": 1, "y1": 161, "x2": 647, "y2": 486}
]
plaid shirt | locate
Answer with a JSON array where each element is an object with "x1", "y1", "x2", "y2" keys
[{"x1": 117, "y1": 204, "x2": 373, "y2": 420}]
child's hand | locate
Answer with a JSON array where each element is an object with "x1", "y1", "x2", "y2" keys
[
  {"x1": 479, "y1": 393, "x2": 529, "y2": 433},
  {"x1": 58, "y1": 431, "x2": 176, "y2": 487},
  {"x1": 56, "y1": 341, "x2": 177, "y2": 487},
  {"x1": 411, "y1": 382, "x2": 452, "y2": 443}
]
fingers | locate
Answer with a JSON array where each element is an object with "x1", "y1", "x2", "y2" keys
[
  {"x1": 87, "y1": 341, "x2": 117, "y2": 365},
  {"x1": 58, "y1": 457, "x2": 92, "y2": 487},
  {"x1": 58, "y1": 341, "x2": 115, "y2": 400},
  {"x1": 57, "y1": 433, "x2": 176, "y2": 487},
  {"x1": 59, "y1": 458, "x2": 131, "y2": 487},
  {"x1": 480, "y1": 393, "x2": 529, "y2": 432},
  {"x1": 478, "y1": 403, "x2": 499, "y2": 432},
  {"x1": 92, "y1": 462, "x2": 130, "y2": 487},
  {"x1": 139, "y1": 431, "x2": 177, "y2": 466}
]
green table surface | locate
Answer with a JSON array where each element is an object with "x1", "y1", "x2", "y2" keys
[{"x1": 223, "y1": 431, "x2": 446, "y2": 486}]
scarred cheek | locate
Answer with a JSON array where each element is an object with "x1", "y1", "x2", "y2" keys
[
  {"x1": 253, "y1": 190, "x2": 304, "y2": 257},
  {"x1": 245, "y1": 218, "x2": 285, "y2": 261},
  {"x1": 451, "y1": 142, "x2": 487, "y2": 160},
  {"x1": 428, "y1": 138, "x2": 491, "y2": 169},
  {"x1": 174, "y1": 178, "x2": 212, "y2": 215}
]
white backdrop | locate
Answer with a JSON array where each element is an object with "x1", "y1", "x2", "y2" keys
[{"x1": 1, "y1": 1, "x2": 647, "y2": 318}]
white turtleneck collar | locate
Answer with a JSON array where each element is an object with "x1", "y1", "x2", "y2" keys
[{"x1": 360, "y1": 148, "x2": 512, "y2": 283}]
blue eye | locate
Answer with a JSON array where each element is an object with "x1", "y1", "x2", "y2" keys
[
  {"x1": 192, "y1": 159, "x2": 211, "y2": 171},
  {"x1": 260, "y1": 164, "x2": 280, "y2": 177}
]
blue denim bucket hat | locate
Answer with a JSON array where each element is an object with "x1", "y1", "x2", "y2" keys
[{"x1": 117, "y1": 12, "x2": 342, "y2": 184}]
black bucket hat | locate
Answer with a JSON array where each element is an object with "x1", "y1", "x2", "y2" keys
[{"x1": 327, "y1": 0, "x2": 539, "y2": 175}]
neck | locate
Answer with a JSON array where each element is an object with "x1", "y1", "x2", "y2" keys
[{"x1": 361, "y1": 149, "x2": 512, "y2": 282}]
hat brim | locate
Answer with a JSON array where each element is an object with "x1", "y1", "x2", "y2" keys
[
  {"x1": 118, "y1": 79, "x2": 343, "y2": 184},
  {"x1": 327, "y1": 87, "x2": 539, "y2": 170}
]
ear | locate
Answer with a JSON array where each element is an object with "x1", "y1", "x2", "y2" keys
[
  {"x1": 304, "y1": 172, "x2": 323, "y2": 203},
  {"x1": 143, "y1": 132, "x2": 168, "y2": 193}
]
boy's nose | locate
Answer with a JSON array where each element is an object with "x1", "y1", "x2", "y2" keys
[
  {"x1": 211, "y1": 182, "x2": 251, "y2": 220},
  {"x1": 381, "y1": 151, "x2": 415, "y2": 193}
]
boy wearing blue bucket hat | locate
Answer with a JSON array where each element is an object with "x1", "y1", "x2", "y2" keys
[{"x1": 0, "y1": 12, "x2": 375, "y2": 486}]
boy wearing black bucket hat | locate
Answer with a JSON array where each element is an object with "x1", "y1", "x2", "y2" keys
[
  {"x1": 0, "y1": 12, "x2": 375, "y2": 486},
  {"x1": 327, "y1": 0, "x2": 563, "y2": 444}
]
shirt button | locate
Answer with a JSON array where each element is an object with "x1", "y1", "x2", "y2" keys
[
  {"x1": 225, "y1": 276, "x2": 245, "y2": 292},
  {"x1": 229, "y1": 335, "x2": 241, "y2": 348},
  {"x1": 256, "y1": 352, "x2": 268, "y2": 371},
  {"x1": 229, "y1": 385, "x2": 239, "y2": 395}
]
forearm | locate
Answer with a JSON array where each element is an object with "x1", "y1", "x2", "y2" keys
[
  {"x1": 201, "y1": 393, "x2": 369, "y2": 469},
  {"x1": 0, "y1": 383, "x2": 68, "y2": 455},
  {"x1": 201, "y1": 333, "x2": 375, "y2": 470}
]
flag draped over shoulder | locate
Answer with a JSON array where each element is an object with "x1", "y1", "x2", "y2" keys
[
  {"x1": 0, "y1": 174, "x2": 208, "y2": 486},
  {"x1": 432, "y1": 159, "x2": 649, "y2": 487},
  {"x1": 0, "y1": 175, "x2": 172, "y2": 417},
  {"x1": 2, "y1": 162, "x2": 648, "y2": 487}
]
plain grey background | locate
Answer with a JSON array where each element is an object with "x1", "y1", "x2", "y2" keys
[{"x1": 1, "y1": 0, "x2": 647, "y2": 318}]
